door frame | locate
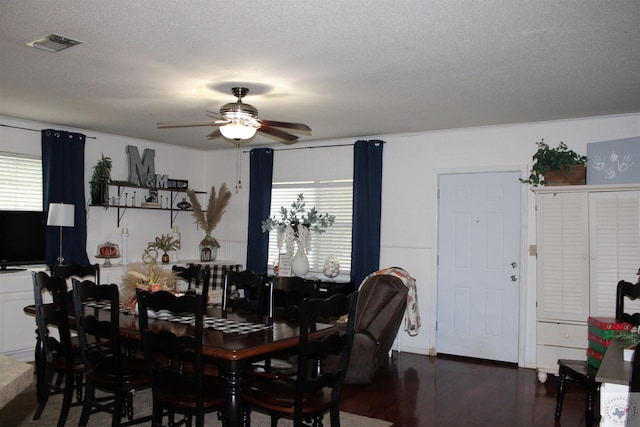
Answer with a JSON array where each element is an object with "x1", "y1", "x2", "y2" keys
[{"x1": 431, "y1": 165, "x2": 531, "y2": 367}]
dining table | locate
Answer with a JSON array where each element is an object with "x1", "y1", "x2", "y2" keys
[
  {"x1": 24, "y1": 301, "x2": 338, "y2": 427},
  {"x1": 595, "y1": 338, "x2": 640, "y2": 426}
]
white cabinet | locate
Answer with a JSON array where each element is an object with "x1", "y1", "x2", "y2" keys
[
  {"x1": 0, "y1": 266, "x2": 48, "y2": 361},
  {"x1": 535, "y1": 184, "x2": 640, "y2": 382}
]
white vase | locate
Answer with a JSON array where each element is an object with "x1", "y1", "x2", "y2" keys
[{"x1": 291, "y1": 244, "x2": 309, "y2": 277}]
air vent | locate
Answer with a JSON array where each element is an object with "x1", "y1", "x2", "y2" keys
[{"x1": 26, "y1": 33, "x2": 82, "y2": 52}]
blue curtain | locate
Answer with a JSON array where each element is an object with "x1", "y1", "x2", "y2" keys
[
  {"x1": 350, "y1": 140, "x2": 384, "y2": 285},
  {"x1": 42, "y1": 129, "x2": 90, "y2": 266},
  {"x1": 246, "y1": 148, "x2": 274, "y2": 273}
]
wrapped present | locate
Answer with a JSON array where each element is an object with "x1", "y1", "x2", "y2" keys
[
  {"x1": 588, "y1": 317, "x2": 632, "y2": 340},
  {"x1": 587, "y1": 348, "x2": 605, "y2": 369},
  {"x1": 588, "y1": 333, "x2": 611, "y2": 353},
  {"x1": 588, "y1": 337, "x2": 609, "y2": 356}
]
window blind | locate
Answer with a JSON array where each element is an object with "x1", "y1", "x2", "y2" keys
[
  {"x1": 0, "y1": 153, "x2": 43, "y2": 210},
  {"x1": 268, "y1": 180, "x2": 353, "y2": 274}
]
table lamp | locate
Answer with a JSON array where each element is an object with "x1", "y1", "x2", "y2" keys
[{"x1": 47, "y1": 202, "x2": 75, "y2": 265}]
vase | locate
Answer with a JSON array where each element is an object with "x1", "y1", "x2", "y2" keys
[
  {"x1": 199, "y1": 233, "x2": 219, "y2": 262},
  {"x1": 291, "y1": 244, "x2": 309, "y2": 277},
  {"x1": 161, "y1": 253, "x2": 170, "y2": 263}
]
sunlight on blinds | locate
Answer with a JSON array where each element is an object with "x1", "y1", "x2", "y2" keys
[
  {"x1": 0, "y1": 153, "x2": 43, "y2": 210},
  {"x1": 268, "y1": 180, "x2": 352, "y2": 274}
]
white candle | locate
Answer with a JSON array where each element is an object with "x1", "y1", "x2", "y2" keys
[{"x1": 122, "y1": 227, "x2": 128, "y2": 234}]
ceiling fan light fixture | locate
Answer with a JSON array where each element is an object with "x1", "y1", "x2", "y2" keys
[{"x1": 219, "y1": 121, "x2": 258, "y2": 140}]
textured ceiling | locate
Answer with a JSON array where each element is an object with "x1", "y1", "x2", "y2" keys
[{"x1": 1, "y1": 1, "x2": 639, "y2": 150}]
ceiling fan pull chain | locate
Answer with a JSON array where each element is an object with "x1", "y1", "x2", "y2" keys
[{"x1": 235, "y1": 143, "x2": 242, "y2": 193}]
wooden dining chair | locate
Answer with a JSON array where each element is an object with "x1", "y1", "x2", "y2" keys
[
  {"x1": 136, "y1": 288, "x2": 227, "y2": 427},
  {"x1": 242, "y1": 292, "x2": 359, "y2": 427},
  {"x1": 222, "y1": 270, "x2": 269, "y2": 315},
  {"x1": 271, "y1": 276, "x2": 316, "y2": 319},
  {"x1": 51, "y1": 263, "x2": 100, "y2": 287},
  {"x1": 556, "y1": 279, "x2": 640, "y2": 426},
  {"x1": 31, "y1": 271, "x2": 85, "y2": 427},
  {"x1": 172, "y1": 264, "x2": 202, "y2": 292},
  {"x1": 71, "y1": 279, "x2": 151, "y2": 427}
]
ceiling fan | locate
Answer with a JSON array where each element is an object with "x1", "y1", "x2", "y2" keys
[{"x1": 157, "y1": 87, "x2": 311, "y2": 144}]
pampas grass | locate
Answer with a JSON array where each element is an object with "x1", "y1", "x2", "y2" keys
[{"x1": 187, "y1": 183, "x2": 232, "y2": 234}]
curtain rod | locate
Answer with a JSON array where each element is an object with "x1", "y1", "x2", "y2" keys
[
  {"x1": 242, "y1": 141, "x2": 385, "y2": 153},
  {"x1": 0, "y1": 123, "x2": 97, "y2": 139}
]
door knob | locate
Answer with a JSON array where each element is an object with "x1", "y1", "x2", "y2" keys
[
  {"x1": 511, "y1": 262, "x2": 517, "y2": 268},
  {"x1": 510, "y1": 275, "x2": 518, "y2": 282}
]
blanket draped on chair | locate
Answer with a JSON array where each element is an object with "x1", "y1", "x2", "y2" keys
[{"x1": 366, "y1": 267, "x2": 420, "y2": 336}]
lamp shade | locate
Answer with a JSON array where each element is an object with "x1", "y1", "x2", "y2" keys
[
  {"x1": 219, "y1": 122, "x2": 258, "y2": 140},
  {"x1": 47, "y1": 203, "x2": 75, "y2": 227}
]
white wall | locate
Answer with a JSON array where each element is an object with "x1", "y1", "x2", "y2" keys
[
  {"x1": 2, "y1": 112, "x2": 640, "y2": 369},
  {"x1": 0, "y1": 115, "x2": 210, "y2": 266},
  {"x1": 205, "y1": 113, "x2": 640, "y2": 368}
]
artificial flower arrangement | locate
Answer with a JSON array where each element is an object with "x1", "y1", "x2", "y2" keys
[
  {"x1": 261, "y1": 193, "x2": 335, "y2": 254},
  {"x1": 186, "y1": 183, "x2": 232, "y2": 249},
  {"x1": 121, "y1": 262, "x2": 178, "y2": 313}
]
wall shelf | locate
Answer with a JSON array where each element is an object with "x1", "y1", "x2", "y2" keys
[{"x1": 90, "y1": 182, "x2": 205, "y2": 228}]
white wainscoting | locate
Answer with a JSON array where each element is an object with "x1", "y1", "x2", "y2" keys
[{"x1": 217, "y1": 241, "x2": 247, "y2": 268}]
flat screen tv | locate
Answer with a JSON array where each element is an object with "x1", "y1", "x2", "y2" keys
[{"x1": 0, "y1": 210, "x2": 46, "y2": 271}]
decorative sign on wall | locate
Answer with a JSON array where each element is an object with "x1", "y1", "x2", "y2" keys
[
  {"x1": 126, "y1": 145, "x2": 168, "y2": 188},
  {"x1": 587, "y1": 137, "x2": 639, "y2": 185}
]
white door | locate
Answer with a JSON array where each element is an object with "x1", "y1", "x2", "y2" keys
[{"x1": 436, "y1": 171, "x2": 521, "y2": 363}]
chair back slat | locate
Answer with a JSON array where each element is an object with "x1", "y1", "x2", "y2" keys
[
  {"x1": 51, "y1": 263, "x2": 100, "y2": 287},
  {"x1": 616, "y1": 280, "x2": 640, "y2": 326}
]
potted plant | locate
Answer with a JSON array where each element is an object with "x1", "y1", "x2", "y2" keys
[
  {"x1": 261, "y1": 193, "x2": 335, "y2": 277},
  {"x1": 147, "y1": 234, "x2": 181, "y2": 263},
  {"x1": 90, "y1": 154, "x2": 113, "y2": 207},
  {"x1": 520, "y1": 139, "x2": 587, "y2": 186}
]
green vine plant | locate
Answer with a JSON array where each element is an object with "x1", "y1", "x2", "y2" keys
[{"x1": 520, "y1": 139, "x2": 587, "y2": 186}]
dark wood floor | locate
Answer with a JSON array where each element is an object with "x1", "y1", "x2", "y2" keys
[{"x1": 339, "y1": 352, "x2": 593, "y2": 427}]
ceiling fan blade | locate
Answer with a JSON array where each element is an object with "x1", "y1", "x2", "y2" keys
[
  {"x1": 258, "y1": 126, "x2": 299, "y2": 144},
  {"x1": 259, "y1": 119, "x2": 311, "y2": 132},
  {"x1": 206, "y1": 129, "x2": 222, "y2": 140},
  {"x1": 206, "y1": 111, "x2": 226, "y2": 120},
  {"x1": 157, "y1": 120, "x2": 221, "y2": 128}
]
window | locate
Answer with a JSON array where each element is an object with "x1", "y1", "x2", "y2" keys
[
  {"x1": 0, "y1": 153, "x2": 43, "y2": 210},
  {"x1": 267, "y1": 180, "x2": 353, "y2": 275}
]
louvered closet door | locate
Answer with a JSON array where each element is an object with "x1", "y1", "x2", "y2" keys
[
  {"x1": 536, "y1": 192, "x2": 590, "y2": 322},
  {"x1": 589, "y1": 191, "x2": 640, "y2": 317}
]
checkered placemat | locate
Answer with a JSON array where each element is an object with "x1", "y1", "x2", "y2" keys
[
  {"x1": 202, "y1": 315, "x2": 272, "y2": 334},
  {"x1": 87, "y1": 300, "x2": 270, "y2": 334}
]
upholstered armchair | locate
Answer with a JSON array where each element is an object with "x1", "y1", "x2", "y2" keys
[{"x1": 343, "y1": 273, "x2": 408, "y2": 384}]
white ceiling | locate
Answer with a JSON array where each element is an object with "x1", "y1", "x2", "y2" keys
[{"x1": 1, "y1": 1, "x2": 639, "y2": 150}]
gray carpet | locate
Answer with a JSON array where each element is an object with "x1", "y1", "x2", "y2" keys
[{"x1": 0, "y1": 384, "x2": 392, "y2": 427}]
